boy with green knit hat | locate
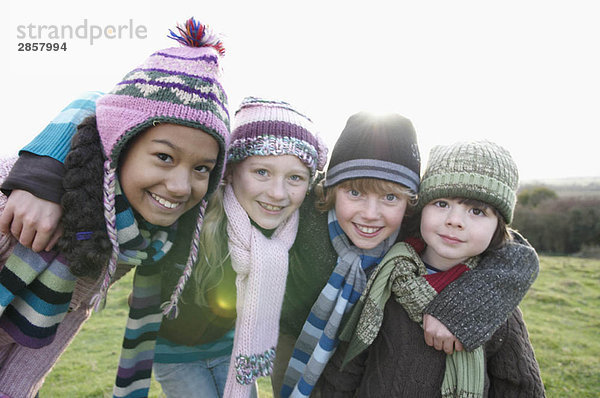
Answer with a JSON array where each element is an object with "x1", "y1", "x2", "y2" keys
[{"x1": 313, "y1": 140, "x2": 545, "y2": 397}]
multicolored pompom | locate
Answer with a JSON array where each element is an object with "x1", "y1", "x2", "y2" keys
[{"x1": 168, "y1": 17, "x2": 225, "y2": 55}]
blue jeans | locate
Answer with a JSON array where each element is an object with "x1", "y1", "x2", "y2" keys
[{"x1": 153, "y1": 354, "x2": 258, "y2": 398}]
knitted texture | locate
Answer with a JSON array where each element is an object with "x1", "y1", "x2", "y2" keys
[
  {"x1": 21, "y1": 91, "x2": 103, "y2": 163},
  {"x1": 418, "y1": 140, "x2": 519, "y2": 223},
  {"x1": 0, "y1": 257, "x2": 132, "y2": 398},
  {"x1": 0, "y1": 292, "x2": 92, "y2": 398},
  {"x1": 94, "y1": 18, "x2": 231, "y2": 320},
  {"x1": 272, "y1": 195, "x2": 540, "y2": 396},
  {"x1": 314, "y1": 305, "x2": 544, "y2": 397},
  {"x1": 97, "y1": 20, "x2": 229, "y2": 178},
  {"x1": 109, "y1": 182, "x2": 177, "y2": 398},
  {"x1": 484, "y1": 307, "x2": 545, "y2": 397},
  {"x1": 0, "y1": 244, "x2": 75, "y2": 348},
  {"x1": 0, "y1": 174, "x2": 176, "y2": 397},
  {"x1": 222, "y1": 184, "x2": 299, "y2": 398},
  {"x1": 278, "y1": 181, "x2": 338, "y2": 339},
  {"x1": 154, "y1": 331, "x2": 234, "y2": 364},
  {"x1": 281, "y1": 209, "x2": 399, "y2": 398},
  {"x1": 113, "y1": 264, "x2": 163, "y2": 398},
  {"x1": 272, "y1": 181, "x2": 338, "y2": 394},
  {"x1": 0, "y1": 157, "x2": 76, "y2": 349},
  {"x1": 228, "y1": 97, "x2": 328, "y2": 176},
  {"x1": 339, "y1": 239, "x2": 484, "y2": 398},
  {"x1": 323, "y1": 112, "x2": 421, "y2": 191},
  {"x1": 426, "y1": 231, "x2": 539, "y2": 351},
  {"x1": 0, "y1": 159, "x2": 116, "y2": 397}
]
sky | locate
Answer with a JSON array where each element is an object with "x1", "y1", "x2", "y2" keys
[{"x1": 3, "y1": 0, "x2": 600, "y2": 182}]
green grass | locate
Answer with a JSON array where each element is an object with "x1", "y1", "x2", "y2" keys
[
  {"x1": 39, "y1": 256, "x2": 600, "y2": 397},
  {"x1": 37, "y1": 272, "x2": 273, "y2": 398},
  {"x1": 520, "y1": 256, "x2": 600, "y2": 397}
]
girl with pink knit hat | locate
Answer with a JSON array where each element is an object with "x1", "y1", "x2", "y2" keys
[
  {"x1": 0, "y1": 93, "x2": 327, "y2": 397},
  {"x1": 0, "y1": 18, "x2": 231, "y2": 398}
]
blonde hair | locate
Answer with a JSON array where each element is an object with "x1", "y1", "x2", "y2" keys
[
  {"x1": 191, "y1": 185, "x2": 231, "y2": 307},
  {"x1": 315, "y1": 177, "x2": 417, "y2": 212}
]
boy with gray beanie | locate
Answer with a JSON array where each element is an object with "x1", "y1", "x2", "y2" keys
[{"x1": 313, "y1": 140, "x2": 545, "y2": 397}]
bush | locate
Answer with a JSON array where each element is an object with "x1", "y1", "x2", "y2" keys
[
  {"x1": 513, "y1": 196, "x2": 600, "y2": 255},
  {"x1": 518, "y1": 186, "x2": 558, "y2": 207}
]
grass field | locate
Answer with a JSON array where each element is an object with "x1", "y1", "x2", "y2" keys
[{"x1": 38, "y1": 255, "x2": 599, "y2": 397}]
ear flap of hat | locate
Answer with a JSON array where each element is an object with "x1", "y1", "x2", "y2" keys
[{"x1": 96, "y1": 101, "x2": 150, "y2": 164}]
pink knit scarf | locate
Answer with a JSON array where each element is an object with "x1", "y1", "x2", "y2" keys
[{"x1": 222, "y1": 183, "x2": 299, "y2": 398}]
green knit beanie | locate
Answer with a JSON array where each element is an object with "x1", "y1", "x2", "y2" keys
[{"x1": 418, "y1": 140, "x2": 519, "y2": 223}]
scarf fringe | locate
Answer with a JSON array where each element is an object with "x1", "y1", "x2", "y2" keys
[
  {"x1": 442, "y1": 388, "x2": 483, "y2": 398},
  {"x1": 234, "y1": 347, "x2": 276, "y2": 385}
]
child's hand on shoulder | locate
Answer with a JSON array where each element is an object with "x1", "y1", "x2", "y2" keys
[
  {"x1": 423, "y1": 314, "x2": 464, "y2": 354},
  {"x1": 0, "y1": 190, "x2": 63, "y2": 252}
]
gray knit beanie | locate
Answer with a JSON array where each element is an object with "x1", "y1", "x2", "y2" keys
[{"x1": 418, "y1": 140, "x2": 519, "y2": 223}]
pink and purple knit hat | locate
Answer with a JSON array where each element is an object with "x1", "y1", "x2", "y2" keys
[
  {"x1": 91, "y1": 18, "x2": 230, "y2": 317},
  {"x1": 227, "y1": 97, "x2": 328, "y2": 176},
  {"x1": 96, "y1": 18, "x2": 230, "y2": 196}
]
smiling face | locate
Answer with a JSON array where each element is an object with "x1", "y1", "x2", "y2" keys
[
  {"x1": 119, "y1": 123, "x2": 219, "y2": 226},
  {"x1": 230, "y1": 155, "x2": 310, "y2": 230},
  {"x1": 420, "y1": 198, "x2": 499, "y2": 270},
  {"x1": 333, "y1": 180, "x2": 408, "y2": 250}
]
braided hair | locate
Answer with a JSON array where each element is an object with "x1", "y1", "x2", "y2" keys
[{"x1": 58, "y1": 116, "x2": 111, "y2": 278}]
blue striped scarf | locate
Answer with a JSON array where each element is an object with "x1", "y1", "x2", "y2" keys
[
  {"x1": 0, "y1": 180, "x2": 176, "y2": 398},
  {"x1": 0, "y1": 246, "x2": 75, "y2": 348},
  {"x1": 111, "y1": 182, "x2": 177, "y2": 398},
  {"x1": 280, "y1": 209, "x2": 399, "y2": 397}
]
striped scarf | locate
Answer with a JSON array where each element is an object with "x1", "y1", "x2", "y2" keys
[
  {"x1": 0, "y1": 156, "x2": 74, "y2": 350},
  {"x1": 0, "y1": 246, "x2": 75, "y2": 348},
  {"x1": 280, "y1": 209, "x2": 398, "y2": 398},
  {"x1": 340, "y1": 238, "x2": 484, "y2": 398},
  {"x1": 110, "y1": 182, "x2": 177, "y2": 398},
  {"x1": 0, "y1": 179, "x2": 176, "y2": 397}
]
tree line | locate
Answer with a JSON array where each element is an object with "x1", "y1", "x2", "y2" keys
[{"x1": 512, "y1": 187, "x2": 600, "y2": 257}]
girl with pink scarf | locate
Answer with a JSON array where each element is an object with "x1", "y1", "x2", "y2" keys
[{"x1": 0, "y1": 96, "x2": 327, "y2": 398}]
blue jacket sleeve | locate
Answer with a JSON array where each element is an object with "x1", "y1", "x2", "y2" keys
[{"x1": 20, "y1": 91, "x2": 103, "y2": 163}]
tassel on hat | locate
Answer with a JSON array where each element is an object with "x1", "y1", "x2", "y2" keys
[{"x1": 168, "y1": 17, "x2": 225, "y2": 55}]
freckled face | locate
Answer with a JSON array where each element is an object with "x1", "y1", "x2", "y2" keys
[
  {"x1": 334, "y1": 186, "x2": 407, "y2": 250},
  {"x1": 420, "y1": 198, "x2": 499, "y2": 270},
  {"x1": 119, "y1": 123, "x2": 219, "y2": 226},
  {"x1": 230, "y1": 155, "x2": 310, "y2": 230}
]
